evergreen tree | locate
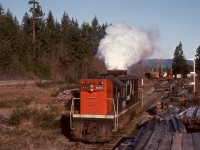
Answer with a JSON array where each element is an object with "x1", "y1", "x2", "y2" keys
[
  {"x1": 20, "y1": 12, "x2": 35, "y2": 73},
  {"x1": 21, "y1": 12, "x2": 32, "y2": 33},
  {"x1": 45, "y1": 12, "x2": 62, "y2": 79},
  {"x1": 28, "y1": 0, "x2": 45, "y2": 43},
  {"x1": 59, "y1": 12, "x2": 70, "y2": 64},
  {"x1": 195, "y1": 45, "x2": 200, "y2": 79},
  {"x1": 61, "y1": 12, "x2": 70, "y2": 38},
  {"x1": 98, "y1": 23, "x2": 107, "y2": 40},
  {"x1": 29, "y1": 0, "x2": 46, "y2": 77},
  {"x1": 91, "y1": 16, "x2": 100, "y2": 54},
  {"x1": 45, "y1": 11, "x2": 56, "y2": 53},
  {"x1": 61, "y1": 12, "x2": 70, "y2": 50},
  {"x1": 172, "y1": 42, "x2": 189, "y2": 77},
  {"x1": 0, "y1": 9, "x2": 22, "y2": 76},
  {"x1": 0, "y1": 3, "x2": 4, "y2": 16},
  {"x1": 80, "y1": 22, "x2": 93, "y2": 78},
  {"x1": 0, "y1": 2, "x2": 107, "y2": 80}
]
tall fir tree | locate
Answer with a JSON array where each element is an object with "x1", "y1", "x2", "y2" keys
[
  {"x1": 0, "y1": 9, "x2": 22, "y2": 76},
  {"x1": 59, "y1": 12, "x2": 70, "y2": 64},
  {"x1": 195, "y1": 45, "x2": 200, "y2": 79},
  {"x1": 61, "y1": 12, "x2": 70, "y2": 50},
  {"x1": 172, "y1": 42, "x2": 189, "y2": 77},
  {"x1": 20, "y1": 12, "x2": 35, "y2": 73},
  {"x1": 0, "y1": 3, "x2": 4, "y2": 16},
  {"x1": 29, "y1": 0, "x2": 46, "y2": 77},
  {"x1": 28, "y1": 0, "x2": 44, "y2": 43},
  {"x1": 91, "y1": 16, "x2": 100, "y2": 55}
]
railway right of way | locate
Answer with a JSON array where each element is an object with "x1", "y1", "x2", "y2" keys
[{"x1": 98, "y1": 79, "x2": 171, "y2": 150}]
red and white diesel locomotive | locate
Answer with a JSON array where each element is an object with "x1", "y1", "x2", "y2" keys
[{"x1": 70, "y1": 70, "x2": 142, "y2": 142}]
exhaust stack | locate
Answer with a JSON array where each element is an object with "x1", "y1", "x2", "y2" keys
[{"x1": 107, "y1": 70, "x2": 127, "y2": 76}]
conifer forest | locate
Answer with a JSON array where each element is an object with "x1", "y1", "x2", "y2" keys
[{"x1": 0, "y1": 2, "x2": 107, "y2": 82}]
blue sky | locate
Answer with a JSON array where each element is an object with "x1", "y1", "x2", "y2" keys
[{"x1": 1, "y1": 0, "x2": 200, "y2": 59}]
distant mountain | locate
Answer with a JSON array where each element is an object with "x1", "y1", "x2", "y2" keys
[{"x1": 139, "y1": 59, "x2": 193, "y2": 68}]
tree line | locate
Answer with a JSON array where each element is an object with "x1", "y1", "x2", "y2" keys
[
  {"x1": 172, "y1": 42, "x2": 200, "y2": 79},
  {"x1": 1, "y1": 1, "x2": 200, "y2": 82},
  {"x1": 0, "y1": 1, "x2": 107, "y2": 82}
]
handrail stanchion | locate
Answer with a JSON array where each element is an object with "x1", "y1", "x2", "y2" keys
[
  {"x1": 70, "y1": 97, "x2": 80, "y2": 129},
  {"x1": 70, "y1": 97, "x2": 74, "y2": 129},
  {"x1": 107, "y1": 98, "x2": 117, "y2": 131}
]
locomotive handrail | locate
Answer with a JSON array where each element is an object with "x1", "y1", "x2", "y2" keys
[
  {"x1": 107, "y1": 98, "x2": 117, "y2": 131},
  {"x1": 71, "y1": 97, "x2": 118, "y2": 131},
  {"x1": 70, "y1": 97, "x2": 80, "y2": 130}
]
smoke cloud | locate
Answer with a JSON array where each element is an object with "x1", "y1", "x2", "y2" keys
[{"x1": 97, "y1": 22, "x2": 159, "y2": 70}]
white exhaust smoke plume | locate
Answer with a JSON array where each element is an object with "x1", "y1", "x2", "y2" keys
[{"x1": 97, "y1": 22, "x2": 159, "y2": 70}]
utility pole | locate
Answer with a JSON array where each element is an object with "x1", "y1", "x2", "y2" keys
[{"x1": 191, "y1": 58, "x2": 196, "y2": 94}]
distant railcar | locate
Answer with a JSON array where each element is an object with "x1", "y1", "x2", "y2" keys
[
  {"x1": 70, "y1": 70, "x2": 142, "y2": 142},
  {"x1": 167, "y1": 73, "x2": 174, "y2": 80}
]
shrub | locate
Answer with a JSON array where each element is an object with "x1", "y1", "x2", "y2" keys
[
  {"x1": 0, "y1": 99, "x2": 32, "y2": 109},
  {"x1": 32, "y1": 110, "x2": 60, "y2": 129},
  {"x1": 8, "y1": 108, "x2": 60, "y2": 129},
  {"x1": 9, "y1": 109, "x2": 32, "y2": 126}
]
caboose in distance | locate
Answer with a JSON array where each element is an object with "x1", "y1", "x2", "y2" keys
[{"x1": 70, "y1": 70, "x2": 142, "y2": 142}]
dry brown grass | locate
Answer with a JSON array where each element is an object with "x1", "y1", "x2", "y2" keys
[{"x1": 0, "y1": 82, "x2": 72, "y2": 149}]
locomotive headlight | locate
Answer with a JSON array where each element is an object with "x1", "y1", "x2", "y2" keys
[{"x1": 89, "y1": 84, "x2": 94, "y2": 92}]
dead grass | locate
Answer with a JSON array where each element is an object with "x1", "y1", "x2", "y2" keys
[{"x1": 0, "y1": 81, "x2": 72, "y2": 149}]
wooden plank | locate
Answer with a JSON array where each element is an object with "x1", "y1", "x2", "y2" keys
[
  {"x1": 196, "y1": 107, "x2": 200, "y2": 118},
  {"x1": 117, "y1": 144, "x2": 127, "y2": 150},
  {"x1": 176, "y1": 114, "x2": 186, "y2": 133},
  {"x1": 154, "y1": 120, "x2": 167, "y2": 132},
  {"x1": 134, "y1": 130, "x2": 153, "y2": 150},
  {"x1": 182, "y1": 133, "x2": 194, "y2": 150},
  {"x1": 186, "y1": 107, "x2": 197, "y2": 118},
  {"x1": 143, "y1": 131, "x2": 163, "y2": 150},
  {"x1": 171, "y1": 115, "x2": 179, "y2": 132},
  {"x1": 192, "y1": 132, "x2": 200, "y2": 150},
  {"x1": 171, "y1": 133, "x2": 182, "y2": 150},
  {"x1": 157, "y1": 132, "x2": 172, "y2": 150}
]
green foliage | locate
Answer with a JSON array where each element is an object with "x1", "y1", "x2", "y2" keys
[
  {"x1": 9, "y1": 108, "x2": 32, "y2": 126},
  {"x1": 32, "y1": 109, "x2": 60, "y2": 129},
  {"x1": 195, "y1": 45, "x2": 200, "y2": 79},
  {"x1": 9, "y1": 108, "x2": 60, "y2": 129},
  {"x1": 172, "y1": 42, "x2": 189, "y2": 76},
  {"x1": 0, "y1": 2, "x2": 106, "y2": 81}
]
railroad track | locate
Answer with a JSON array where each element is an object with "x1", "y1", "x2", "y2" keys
[{"x1": 98, "y1": 80, "x2": 172, "y2": 150}]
